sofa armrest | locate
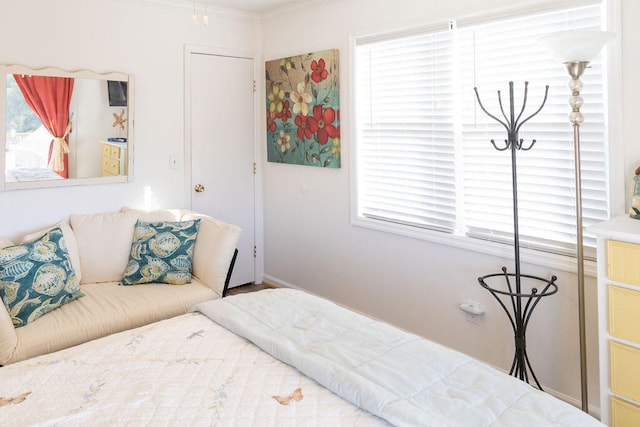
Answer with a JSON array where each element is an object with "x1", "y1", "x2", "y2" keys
[
  {"x1": 0, "y1": 302, "x2": 17, "y2": 365},
  {"x1": 0, "y1": 237, "x2": 18, "y2": 364},
  {"x1": 181, "y1": 212, "x2": 242, "y2": 299}
]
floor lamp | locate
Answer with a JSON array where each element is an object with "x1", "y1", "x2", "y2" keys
[{"x1": 538, "y1": 31, "x2": 615, "y2": 413}]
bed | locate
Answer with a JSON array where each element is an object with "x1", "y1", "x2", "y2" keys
[
  {"x1": 0, "y1": 288, "x2": 603, "y2": 426},
  {"x1": 5, "y1": 167, "x2": 63, "y2": 182}
]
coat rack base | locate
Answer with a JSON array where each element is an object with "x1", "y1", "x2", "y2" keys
[{"x1": 478, "y1": 267, "x2": 558, "y2": 390}]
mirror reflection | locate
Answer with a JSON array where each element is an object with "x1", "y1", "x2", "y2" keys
[{"x1": 3, "y1": 65, "x2": 133, "y2": 189}]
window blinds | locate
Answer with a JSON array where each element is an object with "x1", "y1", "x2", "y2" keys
[
  {"x1": 459, "y1": 4, "x2": 607, "y2": 254},
  {"x1": 357, "y1": 31, "x2": 457, "y2": 232},
  {"x1": 355, "y1": 3, "x2": 608, "y2": 256}
]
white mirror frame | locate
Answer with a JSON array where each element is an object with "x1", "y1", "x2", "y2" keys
[{"x1": 0, "y1": 65, "x2": 134, "y2": 191}]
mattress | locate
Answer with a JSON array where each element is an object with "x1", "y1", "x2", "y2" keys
[{"x1": 0, "y1": 288, "x2": 603, "y2": 426}]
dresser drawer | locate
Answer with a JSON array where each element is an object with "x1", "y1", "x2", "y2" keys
[
  {"x1": 611, "y1": 341, "x2": 640, "y2": 401},
  {"x1": 608, "y1": 240, "x2": 640, "y2": 286},
  {"x1": 611, "y1": 396, "x2": 640, "y2": 427},
  {"x1": 609, "y1": 285, "x2": 640, "y2": 343},
  {"x1": 102, "y1": 157, "x2": 120, "y2": 175},
  {"x1": 102, "y1": 144, "x2": 112, "y2": 157},
  {"x1": 109, "y1": 145, "x2": 121, "y2": 158}
]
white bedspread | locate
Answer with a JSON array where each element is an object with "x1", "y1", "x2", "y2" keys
[
  {"x1": 0, "y1": 309, "x2": 388, "y2": 426},
  {"x1": 194, "y1": 288, "x2": 604, "y2": 427},
  {"x1": 5, "y1": 167, "x2": 63, "y2": 182}
]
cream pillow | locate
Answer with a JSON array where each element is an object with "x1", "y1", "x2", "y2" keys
[
  {"x1": 21, "y1": 221, "x2": 82, "y2": 282},
  {"x1": 70, "y1": 211, "x2": 139, "y2": 284},
  {"x1": 0, "y1": 237, "x2": 13, "y2": 249},
  {"x1": 120, "y1": 207, "x2": 183, "y2": 222}
]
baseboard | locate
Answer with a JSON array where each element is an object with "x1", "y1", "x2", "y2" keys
[
  {"x1": 259, "y1": 278, "x2": 281, "y2": 289},
  {"x1": 261, "y1": 275, "x2": 300, "y2": 290}
]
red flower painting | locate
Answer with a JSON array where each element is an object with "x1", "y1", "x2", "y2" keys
[{"x1": 265, "y1": 48, "x2": 340, "y2": 168}]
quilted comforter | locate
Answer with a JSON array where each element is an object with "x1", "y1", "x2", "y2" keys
[
  {"x1": 194, "y1": 289, "x2": 603, "y2": 427},
  {"x1": 0, "y1": 288, "x2": 603, "y2": 426}
]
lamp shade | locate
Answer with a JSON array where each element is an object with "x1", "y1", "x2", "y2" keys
[{"x1": 538, "y1": 31, "x2": 615, "y2": 63}]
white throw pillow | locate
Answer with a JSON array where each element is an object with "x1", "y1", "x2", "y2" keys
[
  {"x1": 21, "y1": 221, "x2": 82, "y2": 282},
  {"x1": 70, "y1": 211, "x2": 139, "y2": 284},
  {"x1": 0, "y1": 237, "x2": 13, "y2": 249},
  {"x1": 120, "y1": 207, "x2": 183, "y2": 222}
]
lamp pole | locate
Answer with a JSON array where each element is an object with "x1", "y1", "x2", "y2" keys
[
  {"x1": 565, "y1": 60, "x2": 589, "y2": 412},
  {"x1": 538, "y1": 30, "x2": 614, "y2": 413}
]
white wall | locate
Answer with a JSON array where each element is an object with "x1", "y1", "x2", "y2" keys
[
  {"x1": 260, "y1": 0, "x2": 638, "y2": 410},
  {"x1": 0, "y1": 0, "x2": 260, "y2": 242}
]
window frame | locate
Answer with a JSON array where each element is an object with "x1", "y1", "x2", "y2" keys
[{"x1": 348, "y1": 0, "x2": 623, "y2": 277}]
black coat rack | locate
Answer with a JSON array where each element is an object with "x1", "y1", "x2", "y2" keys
[{"x1": 473, "y1": 82, "x2": 558, "y2": 390}]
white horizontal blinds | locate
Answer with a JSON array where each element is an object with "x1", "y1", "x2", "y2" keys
[
  {"x1": 459, "y1": 4, "x2": 607, "y2": 255},
  {"x1": 357, "y1": 31, "x2": 457, "y2": 232}
]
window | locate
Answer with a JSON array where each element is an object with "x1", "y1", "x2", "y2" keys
[
  {"x1": 5, "y1": 76, "x2": 50, "y2": 171},
  {"x1": 355, "y1": 3, "x2": 608, "y2": 259}
]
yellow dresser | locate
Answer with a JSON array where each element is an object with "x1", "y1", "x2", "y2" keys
[
  {"x1": 591, "y1": 216, "x2": 640, "y2": 426},
  {"x1": 100, "y1": 141, "x2": 128, "y2": 176}
]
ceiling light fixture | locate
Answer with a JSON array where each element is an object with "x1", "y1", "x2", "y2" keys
[
  {"x1": 192, "y1": 0, "x2": 197, "y2": 25},
  {"x1": 192, "y1": 0, "x2": 208, "y2": 26}
]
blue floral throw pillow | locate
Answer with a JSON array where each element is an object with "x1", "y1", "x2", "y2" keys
[
  {"x1": 121, "y1": 219, "x2": 201, "y2": 286},
  {"x1": 0, "y1": 227, "x2": 83, "y2": 328}
]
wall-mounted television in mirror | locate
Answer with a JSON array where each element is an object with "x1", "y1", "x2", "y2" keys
[
  {"x1": 0, "y1": 65, "x2": 134, "y2": 191},
  {"x1": 107, "y1": 80, "x2": 127, "y2": 107}
]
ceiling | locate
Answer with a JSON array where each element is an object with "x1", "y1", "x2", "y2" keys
[{"x1": 169, "y1": 0, "x2": 319, "y2": 14}]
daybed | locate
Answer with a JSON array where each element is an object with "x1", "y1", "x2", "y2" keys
[
  {"x1": 0, "y1": 208, "x2": 241, "y2": 366},
  {"x1": 0, "y1": 288, "x2": 602, "y2": 426}
]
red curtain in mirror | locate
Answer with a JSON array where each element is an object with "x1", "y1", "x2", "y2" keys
[{"x1": 13, "y1": 75, "x2": 74, "y2": 178}]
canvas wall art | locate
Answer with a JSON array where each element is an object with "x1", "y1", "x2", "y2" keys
[{"x1": 265, "y1": 48, "x2": 340, "y2": 168}]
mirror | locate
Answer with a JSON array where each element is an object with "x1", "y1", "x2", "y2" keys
[{"x1": 0, "y1": 65, "x2": 134, "y2": 190}]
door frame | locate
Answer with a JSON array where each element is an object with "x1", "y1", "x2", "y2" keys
[{"x1": 183, "y1": 44, "x2": 264, "y2": 285}]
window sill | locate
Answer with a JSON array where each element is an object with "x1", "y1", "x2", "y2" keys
[{"x1": 351, "y1": 215, "x2": 596, "y2": 278}]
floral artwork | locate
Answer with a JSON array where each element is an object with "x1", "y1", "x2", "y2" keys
[{"x1": 265, "y1": 49, "x2": 340, "y2": 168}]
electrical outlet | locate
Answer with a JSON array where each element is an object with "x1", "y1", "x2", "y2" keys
[
  {"x1": 465, "y1": 312, "x2": 481, "y2": 325},
  {"x1": 459, "y1": 299, "x2": 484, "y2": 325}
]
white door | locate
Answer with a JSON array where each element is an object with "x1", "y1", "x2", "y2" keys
[{"x1": 188, "y1": 52, "x2": 255, "y2": 287}]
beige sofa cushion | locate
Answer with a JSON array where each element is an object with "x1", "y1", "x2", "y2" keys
[
  {"x1": 181, "y1": 212, "x2": 242, "y2": 298},
  {"x1": 5, "y1": 279, "x2": 216, "y2": 365},
  {"x1": 21, "y1": 221, "x2": 82, "y2": 282},
  {"x1": 0, "y1": 237, "x2": 18, "y2": 364},
  {"x1": 70, "y1": 211, "x2": 139, "y2": 284}
]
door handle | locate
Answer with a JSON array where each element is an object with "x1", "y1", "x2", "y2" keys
[{"x1": 194, "y1": 184, "x2": 205, "y2": 193}]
